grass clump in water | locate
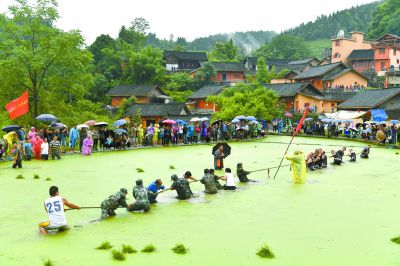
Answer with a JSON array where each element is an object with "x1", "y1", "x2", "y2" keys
[
  {"x1": 122, "y1": 244, "x2": 137, "y2": 254},
  {"x1": 391, "y1": 236, "x2": 400, "y2": 245},
  {"x1": 169, "y1": 165, "x2": 175, "y2": 170},
  {"x1": 141, "y1": 244, "x2": 156, "y2": 253},
  {"x1": 45, "y1": 177, "x2": 52, "y2": 181},
  {"x1": 96, "y1": 241, "x2": 113, "y2": 250},
  {"x1": 172, "y1": 243, "x2": 188, "y2": 255},
  {"x1": 42, "y1": 258, "x2": 55, "y2": 266},
  {"x1": 34, "y1": 174, "x2": 40, "y2": 179},
  {"x1": 256, "y1": 244, "x2": 275, "y2": 259},
  {"x1": 16, "y1": 174, "x2": 24, "y2": 179},
  {"x1": 111, "y1": 249, "x2": 126, "y2": 261},
  {"x1": 136, "y1": 168, "x2": 144, "y2": 173}
]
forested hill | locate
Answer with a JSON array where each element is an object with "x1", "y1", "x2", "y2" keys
[
  {"x1": 283, "y1": 1, "x2": 381, "y2": 40},
  {"x1": 145, "y1": 30, "x2": 277, "y2": 54}
]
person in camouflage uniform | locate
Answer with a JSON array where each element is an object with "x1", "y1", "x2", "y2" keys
[
  {"x1": 200, "y1": 169, "x2": 218, "y2": 194},
  {"x1": 209, "y1": 169, "x2": 223, "y2": 189},
  {"x1": 100, "y1": 188, "x2": 129, "y2": 220},
  {"x1": 127, "y1": 179, "x2": 150, "y2": 212},
  {"x1": 170, "y1": 174, "x2": 192, "y2": 200},
  {"x1": 236, "y1": 163, "x2": 253, "y2": 182}
]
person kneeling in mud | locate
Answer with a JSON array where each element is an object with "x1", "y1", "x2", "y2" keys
[
  {"x1": 331, "y1": 149, "x2": 343, "y2": 165},
  {"x1": 100, "y1": 188, "x2": 130, "y2": 220},
  {"x1": 200, "y1": 169, "x2": 218, "y2": 194},
  {"x1": 170, "y1": 174, "x2": 193, "y2": 200},
  {"x1": 360, "y1": 145, "x2": 371, "y2": 159},
  {"x1": 127, "y1": 179, "x2": 150, "y2": 212},
  {"x1": 209, "y1": 169, "x2": 223, "y2": 189},
  {"x1": 348, "y1": 149, "x2": 356, "y2": 162},
  {"x1": 236, "y1": 163, "x2": 254, "y2": 182}
]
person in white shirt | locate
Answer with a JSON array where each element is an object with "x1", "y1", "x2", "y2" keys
[
  {"x1": 39, "y1": 186, "x2": 80, "y2": 234},
  {"x1": 41, "y1": 138, "x2": 49, "y2": 160},
  {"x1": 220, "y1": 168, "x2": 236, "y2": 190}
]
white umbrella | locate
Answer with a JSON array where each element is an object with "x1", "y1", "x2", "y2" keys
[
  {"x1": 190, "y1": 117, "x2": 200, "y2": 122},
  {"x1": 77, "y1": 124, "x2": 89, "y2": 130},
  {"x1": 200, "y1": 117, "x2": 209, "y2": 122}
]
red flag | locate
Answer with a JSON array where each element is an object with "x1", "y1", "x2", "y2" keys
[
  {"x1": 5, "y1": 90, "x2": 29, "y2": 119},
  {"x1": 293, "y1": 108, "x2": 309, "y2": 136}
]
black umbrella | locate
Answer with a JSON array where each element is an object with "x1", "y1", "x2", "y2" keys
[
  {"x1": 212, "y1": 143, "x2": 231, "y2": 159},
  {"x1": 2, "y1": 125, "x2": 21, "y2": 133},
  {"x1": 36, "y1": 114, "x2": 58, "y2": 123},
  {"x1": 211, "y1": 119, "x2": 223, "y2": 126}
]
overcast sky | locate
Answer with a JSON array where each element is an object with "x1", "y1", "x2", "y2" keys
[{"x1": 0, "y1": 0, "x2": 377, "y2": 45}]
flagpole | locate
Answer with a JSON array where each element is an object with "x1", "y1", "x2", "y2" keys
[{"x1": 272, "y1": 108, "x2": 309, "y2": 179}]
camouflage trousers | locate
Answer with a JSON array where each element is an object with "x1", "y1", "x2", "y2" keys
[
  {"x1": 127, "y1": 202, "x2": 150, "y2": 212},
  {"x1": 100, "y1": 208, "x2": 116, "y2": 220}
]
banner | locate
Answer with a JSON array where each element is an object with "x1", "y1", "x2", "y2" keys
[
  {"x1": 5, "y1": 90, "x2": 29, "y2": 119},
  {"x1": 294, "y1": 108, "x2": 309, "y2": 136}
]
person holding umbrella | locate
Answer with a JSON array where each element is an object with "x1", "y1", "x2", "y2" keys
[{"x1": 214, "y1": 145, "x2": 224, "y2": 170}]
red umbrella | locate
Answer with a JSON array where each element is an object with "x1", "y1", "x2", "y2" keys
[
  {"x1": 84, "y1": 120, "x2": 97, "y2": 126},
  {"x1": 161, "y1": 119, "x2": 177, "y2": 125},
  {"x1": 284, "y1": 112, "x2": 293, "y2": 118}
]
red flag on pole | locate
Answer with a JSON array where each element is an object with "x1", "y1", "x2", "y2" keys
[
  {"x1": 293, "y1": 108, "x2": 309, "y2": 136},
  {"x1": 5, "y1": 90, "x2": 29, "y2": 119}
]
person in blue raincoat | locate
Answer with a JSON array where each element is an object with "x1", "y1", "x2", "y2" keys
[{"x1": 69, "y1": 126, "x2": 79, "y2": 152}]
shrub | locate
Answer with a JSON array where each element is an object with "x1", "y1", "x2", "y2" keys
[
  {"x1": 172, "y1": 243, "x2": 188, "y2": 255},
  {"x1": 256, "y1": 244, "x2": 275, "y2": 259},
  {"x1": 122, "y1": 244, "x2": 137, "y2": 254},
  {"x1": 141, "y1": 244, "x2": 156, "y2": 253},
  {"x1": 111, "y1": 249, "x2": 126, "y2": 261},
  {"x1": 96, "y1": 241, "x2": 113, "y2": 250}
]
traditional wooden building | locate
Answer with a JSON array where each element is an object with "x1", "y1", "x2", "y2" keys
[
  {"x1": 338, "y1": 88, "x2": 400, "y2": 119},
  {"x1": 331, "y1": 31, "x2": 372, "y2": 64},
  {"x1": 190, "y1": 62, "x2": 247, "y2": 83},
  {"x1": 346, "y1": 49, "x2": 375, "y2": 73},
  {"x1": 371, "y1": 34, "x2": 400, "y2": 75},
  {"x1": 243, "y1": 57, "x2": 319, "y2": 74},
  {"x1": 163, "y1": 51, "x2": 208, "y2": 72},
  {"x1": 187, "y1": 85, "x2": 228, "y2": 113},
  {"x1": 124, "y1": 103, "x2": 191, "y2": 126},
  {"x1": 293, "y1": 62, "x2": 368, "y2": 89},
  {"x1": 106, "y1": 85, "x2": 171, "y2": 107}
]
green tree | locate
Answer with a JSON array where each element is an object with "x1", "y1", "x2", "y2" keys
[
  {"x1": 209, "y1": 39, "x2": 239, "y2": 61},
  {"x1": 118, "y1": 17, "x2": 150, "y2": 50},
  {"x1": 206, "y1": 83, "x2": 283, "y2": 121},
  {"x1": 118, "y1": 96, "x2": 137, "y2": 118},
  {"x1": 256, "y1": 57, "x2": 268, "y2": 84},
  {"x1": 164, "y1": 90, "x2": 193, "y2": 102},
  {"x1": 369, "y1": 0, "x2": 400, "y2": 38},
  {"x1": 253, "y1": 34, "x2": 311, "y2": 59},
  {"x1": 123, "y1": 46, "x2": 166, "y2": 84},
  {"x1": 194, "y1": 62, "x2": 216, "y2": 87},
  {"x1": 166, "y1": 72, "x2": 194, "y2": 91},
  {"x1": 88, "y1": 34, "x2": 116, "y2": 64},
  {"x1": 0, "y1": 0, "x2": 93, "y2": 117}
]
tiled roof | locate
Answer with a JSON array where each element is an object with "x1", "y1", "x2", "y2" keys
[
  {"x1": 294, "y1": 62, "x2": 343, "y2": 79},
  {"x1": 338, "y1": 88, "x2": 400, "y2": 109},
  {"x1": 163, "y1": 51, "x2": 208, "y2": 61},
  {"x1": 347, "y1": 49, "x2": 374, "y2": 60},
  {"x1": 188, "y1": 85, "x2": 227, "y2": 99},
  {"x1": 288, "y1": 58, "x2": 320, "y2": 65},
  {"x1": 204, "y1": 62, "x2": 247, "y2": 72},
  {"x1": 106, "y1": 85, "x2": 163, "y2": 97},
  {"x1": 263, "y1": 82, "x2": 323, "y2": 98},
  {"x1": 125, "y1": 103, "x2": 190, "y2": 117}
]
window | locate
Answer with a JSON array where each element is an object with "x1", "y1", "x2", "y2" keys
[
  {"x1": 222, "y1": 73, "x2": 227, "y2": 81},
  {"x1": 334, "y1": 52, "x2": 341, "y2": 58},
  {"x1": 335, "y1": 40, "x2": 340, "y2": 47},
  {"x1": 379, "y1": 48, "x2": 385, "y2": 54}
]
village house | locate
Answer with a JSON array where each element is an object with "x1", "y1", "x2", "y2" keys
[
  {"x1": 187, "y1": 85, "x2": 228, "y2": 114},
  {"x1": 124, "y1": 103, "x2": 191, "y2": 126},
  {"x1": 106, "y1": 84, "x2": 171, "y2": 107},
  {"x1": 331, "y1": 31, "x2": 372, "y2": 64},
  {"x1": 346, "y1": 49, "x2": 375, "y2": 73},
  {"x1": 243, "y1": 57, "x2": 320, "y2": 74},
  {"x1": 293, "y1": 62, "x2": 368, "y2": 90},
  {"x1": 338, "y1": 88, "x2": 400, "y2": 119},
  {"x1": 163, "y1": 50, "x2": 208, "y2": 72},
  {"x1": 190, "y1": 62, "x2": 247, "y2": 83},
  {"x1": 371, "y1": 34, "x2": 400, "y2": 75}
]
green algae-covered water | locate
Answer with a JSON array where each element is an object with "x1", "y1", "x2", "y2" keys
[{"x1": 0, "y1": 136, "x2": 399, "y2": 266}]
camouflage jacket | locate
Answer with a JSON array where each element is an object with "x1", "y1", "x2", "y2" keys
[
  {"x1": 237, "y1": 168, "x2": 250, "y2": 182},
  {"x1": 213, "y1": 175, "x2": 223, "y2": 189},
  {"x1": 171, "y1": 178, "x2": 192, "y2": 200},
  {"x1": 133, "y1": 185, "x2": 150, "y2": 204},
  {"x1": 200, "y1": 174, "x2": 218, "y2": 194},
  {"x1": 101, "y1": 191, "x2": 128, "y2": 210}
]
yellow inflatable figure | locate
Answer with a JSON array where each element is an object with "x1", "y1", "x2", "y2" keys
[
  {"x1": 3, "y1": 131, "x2": 17, "y2": 156},
  {"x1": 285, "y1": 150, "x2": 306, "y2": 184}
]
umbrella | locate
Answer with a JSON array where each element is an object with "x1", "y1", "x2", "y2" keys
[
  {"x1": 113, "y1": 119, "x2": 127, "y2": 127},
  {"x1": 212, "y1": 143, "x2": 231, "y2": 159},
  {"x1": 390, "y1": 120, "x2": 400, "y2": 124},
  {"x1": 234, "y1": 115, "x2": 246, "y2": 120},
  {"x1": 284, "y1": 112, "x2": 293, "y2": 118},
  {"x1": 114, "y1": 128, "x2": 128, "y2": 134},
  {"x1": 84, "y1": 120, "x2": 97, "y2": 126},
  {"x1": 200, "y1": 117, "x2": 209, "y2": 122},
  {"x1": 212, "y1": 119, "x2": 223, "y2": 126},
  {"x1": 248, "y1": 120, "x2": 259, "y2": 125},
  {"x1": 304, "y1": 118, "x2": 314, "y2": 122},
  {"x1": 2, "y1": 125, "x2": 21, "y2": 132},
  {"x1": 362, "y1": 128, "x2": 372, "y2": 133},
  {"x1": 190, "y1": 117, "x2": 200, "y2": 122},
  {"x1": 94, "y1": 122, "x2": 109, "y2": 127},
  {"x1": 244, "y1": 116, "x2": 256, "y2": 121},
  {"x1": 49, "y1": 123, "x2": 67, "y2": 129},
  {"x1": 231, "y1": 119, "x2": 240, "y2": 124},
  {"x1": 77, "y1": 124, "x2": 89, "y2": 130},
  {"x1": 36, "y1": 114, "x2": 58, "y2": 123},
  {"x1": 161, "y1": 119, "x2": 177, "y2": 125},
  {"x1": 175, "y1": 119, "x2": 187, "y2": 125},
  {"x1": 376, "y1": 121, "x2": 387, "y2": 125}
]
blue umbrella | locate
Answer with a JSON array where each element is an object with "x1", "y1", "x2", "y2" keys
[
  {"x1": 36, "y1": 114, "x2": 58, "y2": 123},
  {"x1": 235, "y1": 115, "x2": 246, "y2": 120},
  {"x1": 390, "y1": 120, "x2": 399, "y2": 124},
  {"x1": 49, "y1": 122, "x2": 67, "y2": 128},
  {"x1": 2, "y1": 125, "x2": 21, "y2": 132},
  {"x1": 114, "y1": 128, "x2": 128, "y2": 134},
  {"x1": 304, "y1": 118, "x2": 314, "y2": 122},
  {"x1": 113, "y1": 119, "x2": 127, "y2": 127},
  {"x1": 175, "y1": 119, "x2": 187, "y2": 125},
  {"x1": 244, "y1": 116, "x2": 256, "y2": 121},
  {"x1": 231, "y1": 119, "x2": 241, "y2": 124}
]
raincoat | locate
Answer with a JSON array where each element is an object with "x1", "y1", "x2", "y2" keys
[
  {"x1": 285, "y1": 151, "x2": 306, "y2": 184},
  {"x1": 82, "y1": 136, "x2": 93, "y2": 155}
]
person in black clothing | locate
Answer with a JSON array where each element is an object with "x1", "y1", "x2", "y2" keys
[
  {"x1": 360, "y1": 145, "x2": 371, "y2": 159},
  {"x1": 348, "y1": 149, "x2": 356, "y2": 162},
  {"x1": 320, "y1": 151, "x2": 328, "y2": 168},
  {"x1": 331, "y1": 148, "x2": 345, "y2": 165}
]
